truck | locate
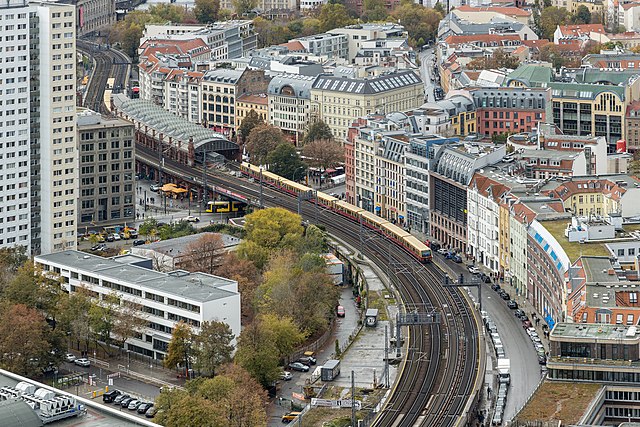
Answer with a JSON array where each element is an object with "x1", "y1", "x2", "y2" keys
[
  {"x1": 497, "y1": 358, "x2": 510, "y2": 385},
  {"x1": 321, "y1": 359, "x2": 340, "y2": 382}
]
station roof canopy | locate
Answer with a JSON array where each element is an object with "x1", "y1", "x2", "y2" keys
[{"x1": 114, "y1": 96, "x2": 238, "y2": 154}]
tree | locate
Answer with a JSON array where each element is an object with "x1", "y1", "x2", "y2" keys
[
  {"x1": 572, "y1": 4, "x2": 591, "y2": 24},
  {"x1": 183, "y1": 233, "x2": 224, "y2": 274},
  {"x1": 3, "y1": 262, "x2": 62, "y2": 322},
  {"x1": 194, "y1": 0, "x2": 220, "y2": 23},
  {"x1": 259, "y1": 314, "x2": 306, "y2": 362},
  {"x1": 148, "y1": 4, "x2": 190, "y2": 22},
  {"x1": 392, "y1": 2, "x2": 442, "y2": 46},
  {"x1": 245, "y1": 124, "x2": 287, "y2": 165},
  {"x1": 302, "y1": 139, "x2": 344, "y2": 170},
  {"x1": 58, "y1": 288, "x2": 93, "y2": 352},
  {"x1": 362, "y1": 0, "x2": 388, "y2": 21},
  {"x1": 234, "y1": 321, "x2": 281, "y2": 387},
  {"x1": 232, "y1": 0, "x2": 258, "y2": 16},
  {"x1": 193, "y1": 321, "x2": 234, "y2": 377},
  {"x1": 238, "y1": 109, "x2": 264, "y2": 142},
  {"x1": 112, "y1": 299, "x2": 148, "y2": 350},
  {"x1": 303, "y1": 120, "x2": 334, "y2": 145},
  {"x1": 89, "y1": 293, "x2": 118, "y2": 349},
  {"x1": 318, "y1": 3, "x2": 355, "y2": 32},
  {"x1": 539, "y1": 6, "x2": 569, "y2": 40},
  {"x1": 0, "y1": 304, "x2": 52, "y2": 376},
  {"x1": 467, "y1": 48, "x2": 521, "y2": 70},
  {"x1": 164, "y1": 321, "x2": 194, "y2": 373},
  {"x1": 139, "y1": 217, "x2": 158, "y2": 241},
  {"x1": 215, "y1": 252, "x2": 260, "y2": 322},
  {"x1": 267, "y1": 143, "x2": 307, "y2": 181}
]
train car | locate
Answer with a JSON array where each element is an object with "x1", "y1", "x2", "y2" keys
[
  {"x1": 404, "y1": 235, "x2": 432, "y2": 263},
  {"x1": 315, "y1": 191, "x2": 339, "y2": 207},
  {"x1": 279, "y1": 178, "x2": 313, "y2": 196},
  {"x1": 360, "y1": 210, "x2": 390, "y2": 230},
  {"x1": 106, "y1": 77, "x2": 115, "y2": 89},
  {"x1": 379, "y1": 221, "x2": 411, "y2": 241},
  {"x1": 103, "y1": 88, "x2": 112, "y2": 112},
  {"x1": 333, "y1": 200, "x2": 363, "y2": 221}
]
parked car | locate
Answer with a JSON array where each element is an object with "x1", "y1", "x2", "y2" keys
[
  {"x1": 282, "y1": 412, "x2": 302, "y2": 424},
  {"x1": 113, "y1": 394, "x2": 129, "y2": 405},
  {"x1": 132, "y1": 239, "x2": 146, "y2": 246},
  {"x1": 452, "y1": 254, "x2": 462, "y2": 263},
  {"x1": 280, "y1": 371, "x2": 293, "y2": 381},
  {"x1": 538, "y1": 354, "x2": 547, "y2": 364},
  {"x1": 288, "y1": 362, "x2": 309, "y2": 372},
  {"x1": 507, "y1": 300, "x2": 518, "y2": 309},
  {"x1": 138, "y1": 403, "x2": 153, "y2": 414},
  {"x1": 467, "y1": 265, "x2": 480, "y2": 274},
  {"x1": 480, "y1": 273, "x2": 492, "y2": 284},
  {"x1": 74, "y1": 358, "x2": 90, "y2": 367},
  {"x1": 105, "y1": 234, "x2": 115, "y2": 242},
  {"x1": 491, "y1": 283, "x2": 501, "y2": 292},
  {"x1": 531, "y1": 336, "x2": 542, "y2": 345},
  {"x1": 120, "y1": 397, "x2": 134, "y2": 408},
  {"x1": 145, "y1": 407, "x2": 158, "y2": 418},
  {"x1": 500, "y1": 292, "x2": 510, "y2": 301},
  {"x1": 112, "y1": 233, "x2": 121, "y2": 241},
  {"x1": 437, "y1": 248, "x2": 448, "y2": 255},
  {"x1": 514, "y1": 309, "x2": 525, "y2": 318},
  {"x1": 128, "y1": 400, "x2": 143, "y2": 410},
  {"x1": 42, "y1": 364, "x2": 58, "y2": 375},
  {"x1": 184, "y1": 215, "x2": 200, "y2": 223},
  {"x1": 90, "y1": 243, "x2": 106, "y2": 252},
  {"x1": 129, "y1": 230, "x2": 138, "y2": 238},
  {"x1": 150, "y1": 183, "x2": 161, "y2": 192},
  {"x1": 522, "y1": 320, "x2": 532, "y2": 328},
  {"x1": 297, "y1": 356, "x2": 317, "y2": 366},
  {"x1": 64, "y1": 353, "x2": 76, "y2": 362},
  {"x1": 519, "y1": 314, "x2": 529, "y2": 323},
  {"x1": 103, "y1": 390, "x2": 122, "y2": 403},
  {"x1": 444, "y1": 252, "x2": 453, "y2": 259},
  {"x1": 336, "y1": 306, "x2": 345, "y2": 317}
]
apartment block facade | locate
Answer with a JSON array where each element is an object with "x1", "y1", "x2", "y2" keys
[
  {"x1": 268, "y1": 74, "x2": 315, "y2": 145},
  {"x1": 30, "y1": 1, "x2": 78, "y2": 254},
  {"x1": 77, "y1": 110, "x2": 135, "y2": 229},
  {"x1": 35, "y1": 251, "x2": 241, "y2": 360}
]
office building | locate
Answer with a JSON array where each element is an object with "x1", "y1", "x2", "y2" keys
[
  {"x1": 77, "y1": 109, "x2": 135, "y2": 229},
  {"x1": 35, "y1": 250, "x2": 241, "y2": 360},
  {"x1": 30, "y1": 1, "x2": 78, "y2": 254},
  {"x1": 74, "y1": 0, "x2": 115, "y2": 36},
  {"x1": 268, "y1": 74, "x2": 315, "y2": 145}
]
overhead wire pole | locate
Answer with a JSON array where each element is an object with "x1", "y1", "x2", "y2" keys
[
  {"x1": 259, "y1": 168, "x2": 264, "y2": 208},
  {"x1": 202, "y1": 147, "x2": 207, "y2": 217}
]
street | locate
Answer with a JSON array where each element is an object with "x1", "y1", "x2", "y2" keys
[
  {"x1": 435, "y1": 254, "x2": 543, "y2": 421},
  {"x1": 418, "y1": 48, "x2": 437, "y2": 103}
]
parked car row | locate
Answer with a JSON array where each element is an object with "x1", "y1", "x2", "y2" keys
[
  {"x1": 481, "y1": 312, "x2": 505, "y2": 359},
  {"x1": 526, "y1": 327, "x2": 547, "y2": 364},
  {"x1": 104, "y1": 390, "x2": 156, "y2": 418},
  {"x1": 492, "y1": 382, "x2": 509, "y2": 426}
]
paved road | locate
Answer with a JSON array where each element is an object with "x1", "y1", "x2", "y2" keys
[
  {"x1": 436, "y1": 254, "x2": 543, "y2": 421},
  {"x1": 419, "y1": 49, "x2": 436, "y2": 103}
]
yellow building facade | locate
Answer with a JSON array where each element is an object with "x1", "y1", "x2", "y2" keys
[
  {"x1": 451, "y1": 111, "x2": 477, "y2": 136},
  {"x1": 235, "y1": 93, "x2": 268, "y2": 134}
]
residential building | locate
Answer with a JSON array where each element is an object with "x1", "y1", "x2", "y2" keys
[
  {"x1": 131, "y1": 232, "x2": 241, "y2": 272},
  {"x1": 374, "y1": 134, "x2": 409, "y2": 224},
  {"x1": 310, "y1": 71, "x2": 423, "y2": 139},
  {"x1": 30, "y1": 1, "x2": 79, "y2": 254},
  {"x1": 300, "y1": 0, "x2": 328, "y2": 12},
  {"x1": 470, "y1": 87, "x2": 550, "y2": 136},
  {"x1": 571, "y1": 0, "x2": 604, "y2": 15},
  {"x1": 620, "y1": 3, "x2": 640, "y2": 32},
  {"x1": 236, "y1": 93, "x2": 268, "y2": 135},
  {"x1": 34, "y1": 250, "x2": 241, "y2": 361},
  {"x1": 428, "y1": 142, "x2": 506, "y2": 253},
  {"x1": 553, "y1": 23, "x2": 606, "y2": 44},
  {"x1": 627, "y1": 100, "x2": 640, "y2": 151},
  {"x1": 77, "y1": 109, "x2": 135, "y2": 229},
  {"x1": 163, "y1": 70, "x2": 204, "y2": 124},
  {"x1": 437, "y1": 11, "x2": 538, "y2": 41},
  {"x1": 292, "y1": 33, "x2": 349, "y2": 60},
  {"x1": 547, "y1": 323, "x2": 640, "y2": 384},
  {"x1": 267, "y1": 74, "x2": 315, "y2": 145},
  {"x1": 219, "y1": 0, "x2": 296, "y2": 14},
  {"x1": 453, "y1": 5, "x2": 532, "y2": 25},
  {"x1": 0, "y1": 0, "x2": 31, "y2": 252},
  {"x1": 142, "y1": 21, "x2": 257, "y2": 61},
  {"x1": 582, "y1": 51, "x2": 640, "y2": 70},
  {"x1": 328, "y1": 23, "x2": 409, "y2": 61},
  {"x1": 74, "y1": 0, "x2": 115, "y2": 36},
  {"x1": 509, "y1": 200, "x2": 535, "y2": 297}
]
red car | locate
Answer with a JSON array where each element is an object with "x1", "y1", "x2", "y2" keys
[{"x1": 337, "y1": 306, "x2": 345, "y2": 317}]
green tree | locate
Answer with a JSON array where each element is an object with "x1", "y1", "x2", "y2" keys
[
  {"x1": 318, "y1": 3, "x2": 355, "y2": 32},
  {"x1": 245, "y1": 124, "x2": 287, "y2": 165},
  {"x1": 267, "y1": 143, "x2": 307, "y2": 181},
  {"x1": 164, "y1": 321, "x2": 195, "y2": 373},
  {"x1": 433, "y1": 1, "x2": 445, "y2": 15},
  {"x1": 89, "y1": 293, "x2": 118, "y2": 349},
  {"x1": 303, "y1": 120, "x2": 334, "y2": 144},
  {"x1": 139, "y1": 217, "x2": 158, "y2": 241},
  {"x1": 194, "y1": 320, "x2": 234, "y2": 377},
  {"x1": 234, "y1": 321, "x2": 281, "y2": 387},
  {"x1": 58, "y1": 288, "x2": 93, "y2": 352},
  {"x1": 232, "y1": 0, "x2": 258, "y2": 16},
  {"x1": 362, "y1": 0, "x2": 388, "y2": 21},
  {"x1": 238, "y1": 109, "x2": 264, "y2": 142},
  {"x1": 3, "y1": 262, "x2": 62, "y2": 322},
  {"x1": 148, "y1": 4, "x2": 189, "y2": 22},
  {"x1": 194, "y1": 0, "x2": 220, "y2": 23},
  {"x1": 0, "y1": 304, "x2": 52, "y2": 376},
  {"x1": 467, "y1": 48, "x2": 521, "y2": 70},
  {"x1": 392, "y1": 2, "x2": 442, "y2": 45},
  {"x1": 259, "y1": 314, "x2": 306, "y2": 362},
  {"x1": 572, "y1": 4, "x2": 591, "y2": 24},
  {"x1": 539, "y1": 6, "x2": 569, "y2": 40}
]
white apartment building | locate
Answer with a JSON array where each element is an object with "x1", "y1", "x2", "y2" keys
[
  {"x1": 35, "y1": 251, "x2": 241, "y2": 361},
  {"x1": 300, "y1": 0, "x2": 327, "y2": 11},
  {"x1": 467, "y1": 174, "x2": 504, "y2": 273},
  {"x1": 350, "y1": 127, "x2": 379, "y2": 213},
  {"x1": 267, "y1": 74, "x2": 315, "y2": 145},
  {"x1": 30, "y1": 1, "x2": 78, "y2": 254},
  {"x1": 0, "y1": 0, "x2": 31, "y2": 251},
  {"x1": 328, "y1": 23, "x2": 409, "y2": 61},
  {"x1": 510, "y1": 201, "x2": 534, "y2": 297},
  {"x1": 164, "y1": 71, "x2": 203, "y2": 124},
  {"x1": 293, "y1": 33, "x2": 349, "y2": 59}
]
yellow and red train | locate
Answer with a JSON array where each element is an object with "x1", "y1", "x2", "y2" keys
[{"x1": 239, "y1": 162, "x2": 432, "y2": 263}]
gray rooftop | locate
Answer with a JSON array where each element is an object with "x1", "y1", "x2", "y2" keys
[
  {"x1": 551, "y1": 322, "x2": 640, "y2": 342},
  {"x1": 77, "y1": 109, "x2": 132, "y2": 129},
  {"x1": 311, "y1": 70, "x2": 421, "y2": 95},
  {"x1": 135, "y1": 232, "x2": 241, "y2": 257},
  {"x1": 582, "y1": 256, "x2": 620, "y2": 284},
  {"x1": 112, "y1": 95, "x2": 237, "y2": 154},
  {"x1": 203, "y1": 68, "x2": 244, "y2": 84},
  {"x1": 35, "y1": 251, "x2": 237, "y2": 303},
  {"x1": 267, "y1": 73, "x2": 317, "y2": 98}
]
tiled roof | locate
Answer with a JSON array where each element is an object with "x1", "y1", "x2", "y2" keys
[
  {"x1": 557, "y1": 23, "x2": 605, "y2": 37},
  {"x1": 237, "y1": 93, "x2": 268, "y2": 105},
  {"x1": 280, "y1": 41, "x2": 305, "y2": 52}
]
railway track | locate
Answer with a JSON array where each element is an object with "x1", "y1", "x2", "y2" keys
[
  {"x1": 77, "y1": 40, "x2": 130, "y2": 114},
  {"x1": 135, "y1": 146, "x2": 482, "y2": 427}
]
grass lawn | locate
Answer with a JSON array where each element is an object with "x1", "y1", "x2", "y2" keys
[
  {"x1": 367, "y1": 291, "x2": 389, "y2": 321},
  {"x1": 541, "y1": 219, "x2": 610, "y2": 262},
  {"x1": 516, "y1": 381, "x2": 601, "y2": 424}
]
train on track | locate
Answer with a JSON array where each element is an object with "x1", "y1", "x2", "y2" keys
[
  {"x1": 206, "y1": 200, "x2": 246, "y2": 213},
  {"x1": 239, "y1": 162, "x2": 432, "y2": 263}
]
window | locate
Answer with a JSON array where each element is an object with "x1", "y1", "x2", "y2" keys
[
  {"x1": 616, "y1": 314, "x2": 623, "y2": 325},
  {"x1": 628, "y1": 314, "x2": 634, "y2": 325},
  {"x1": 630, "y1": 293, "x2": 638, "y2": 304}
]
